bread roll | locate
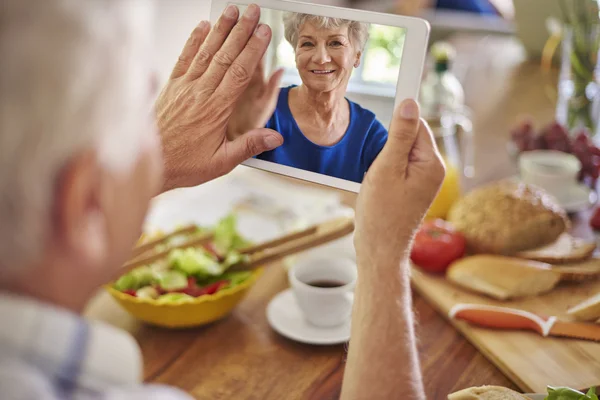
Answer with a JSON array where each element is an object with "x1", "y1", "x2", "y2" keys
[
  {"x1": 448, "y1": 386, "x2": 532, "y2": 400},
  {"x1": 515, "y1": 233, "x2": 596, "y2": 264},
  {"x1": 447, "y1": 180, "x2": 569, "y2": 255},
  {"x1": 551, "y1": 258, "x2": 600, "y2": 282},
  {"x1": 446, "y1": 255, "x2": 561, "y2": 300}
]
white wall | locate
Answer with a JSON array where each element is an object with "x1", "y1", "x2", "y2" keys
[{"x1": 153, "y1": 0, "x2": 213, "y2": 84}]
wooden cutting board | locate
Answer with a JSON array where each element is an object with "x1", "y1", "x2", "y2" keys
[{"x1": 410, "y1": 264, "x2": 600, "y2": 393}]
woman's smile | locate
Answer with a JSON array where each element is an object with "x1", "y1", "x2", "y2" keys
[{"x1": 310, "y1": 69, "x2": 336, "y2": 75}]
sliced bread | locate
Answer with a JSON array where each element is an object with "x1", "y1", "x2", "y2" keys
[
  {"x1": 567, "y1": 292, "x2": 600, "y2": 322},
  {"x1": 515, "y1": 233, "x2": 596, "y2": 264},
  {"x1": 551, "y1": 258, "x2": 600, "y2": 282},
  {"x1": 446, "y1": 255, "x2": 561, "y2": 301},
  {"x1": 448, "y1": 386, "x2": 532, "y2": 400}
]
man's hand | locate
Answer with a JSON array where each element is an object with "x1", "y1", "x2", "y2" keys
[
  {"x1": 227, "y1": 61, "x2": 284, "y2": 140},
  {"x1": 341, "y1": 99, "x2": 444, "y2": 400},
  {"x1": 156, "y1": 4, "x2": 284, "y2": 193},
  {"x1": 354, "y1": 99, "x2": 445, "y2": 267}
]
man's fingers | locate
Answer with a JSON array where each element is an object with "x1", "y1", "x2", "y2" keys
[
  {"x1": 170, "y1": 21, "x2": 210, "y2": 80},
  {"x1": 200, "y1": 4, "x2": 262, "y2": 89},
  {"x1": 252, "y1": 57, "x2": 266, "y2": 83},
  {"x1": 214, "y1": 23, "x2": 271, "y2": 101},
  {"x1": 414, "y1": 119, "x2": 438, "y2": 154},
  {"x1": 216, "y1": 128, "x2": 283, "y2": 174},
  {"x1": 265, "y1": 68, "x2": 284, "y2": 99},
  {"x1": 369, "y1": 99, "x2": 420, "y2": 178},
  {"x1": 410, "y1": 119, "x2": 444, "y2": 165},
  {"x1": 186, "y1": 5, "x2": 240, "y2": 81},
  {"x1": 385, "y1": 99, "x2": 421, "y2": 158}
]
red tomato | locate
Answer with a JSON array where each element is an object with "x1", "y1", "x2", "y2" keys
[
  {"x1": 410, "y1": 219, "x2": 466, "y2": 273},
  {"x1": 591, "y1": 207, "x2": 600, "y2": 230},
  {"x1": 176, "y1": 280, "x2": 229, "y2": 297}
]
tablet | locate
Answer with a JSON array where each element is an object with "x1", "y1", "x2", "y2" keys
[{"x1": 210, "y1": 0, "x2": 430, "y2": 192}]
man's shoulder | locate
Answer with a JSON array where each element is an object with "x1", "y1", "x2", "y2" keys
[
  {"x1": 0, "y1": 358, "x2": 60, "y2": 400},
  {"x1": 0, "y1": 358, "x2": 193, "y2": 400}
]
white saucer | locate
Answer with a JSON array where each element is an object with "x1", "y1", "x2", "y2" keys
[
  {"x1": 266, "y1": 289, "x2": 351, "y2": 345},
  {"x1": 509, "y1": 176, "x2": 597, "y2": 213}
]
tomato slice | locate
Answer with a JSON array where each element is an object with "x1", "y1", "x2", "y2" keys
[{"x1": 410, "y1": 219, "x2": 466, "y2": 273}]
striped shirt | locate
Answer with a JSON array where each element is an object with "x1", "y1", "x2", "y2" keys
[{"x1": 0, "y1": 292, "x2": 193, "y2": 399}]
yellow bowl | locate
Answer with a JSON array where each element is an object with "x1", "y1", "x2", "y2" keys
[{"x1": 105, "y1": 268, "x2": 263, "y2": 328}]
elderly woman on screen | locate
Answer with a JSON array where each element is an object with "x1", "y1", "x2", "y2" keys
[{"x1": 229, "y1": 13, "x2": 388, "y2": 183}]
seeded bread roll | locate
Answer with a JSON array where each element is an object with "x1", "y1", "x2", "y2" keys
[{"x1": 447, "y1": 180, "x2": 570, "y2": 255}]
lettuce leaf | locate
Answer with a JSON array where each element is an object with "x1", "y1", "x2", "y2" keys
[
  {"x1": 221, "y1": 251, "x2": 250, "y2": 270},
  {"x1": 156, "y1": 293, "x2": 193, "y2": 303},
  {"x1": 222, "y1": 271, "x2": 253, "y2": 286},
  {"x1": 169, "y1": 247, "x2": 223, "y2": 278},
  {"x1": 213, "y1": 214, "x2": 250, "y2": 254},
  {"x1": 156, "y1": 270, "x2": 188, "y2": 291},
  {"x1": 114, "y1": 266, "x2": 157, "y2": 291}
]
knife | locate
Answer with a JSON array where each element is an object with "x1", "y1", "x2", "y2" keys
[{"x1": 448, "y1": 303, "x2": 600, "y2": 342}]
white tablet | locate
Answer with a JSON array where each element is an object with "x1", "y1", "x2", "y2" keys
[{"x1": 210, "y1": 0, "x2": 430, "y2": 193}]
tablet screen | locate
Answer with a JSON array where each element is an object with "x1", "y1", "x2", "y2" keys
[{"x1": 230, "y1": 5, "x2": 406, "y2": 185}]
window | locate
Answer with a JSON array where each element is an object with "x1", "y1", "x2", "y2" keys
[{"x1": 264, "y1": 11, "x2": 405, "y2": 98}]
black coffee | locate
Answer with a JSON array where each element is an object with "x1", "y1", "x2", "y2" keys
[{"x1": 307, "y1": 280, "x2": 345, "y2": 288}]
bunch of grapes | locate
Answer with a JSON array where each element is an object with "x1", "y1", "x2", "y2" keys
[{"x1": 510, "y1": 120, "x2": 600, "y2": 186}]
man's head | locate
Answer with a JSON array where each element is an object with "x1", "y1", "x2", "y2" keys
[{"x1": 0, "y1": 0, "x2": 162, "y2": 310}]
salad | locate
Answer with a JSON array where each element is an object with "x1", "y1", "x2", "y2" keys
[
  {"x1": 545, "y1": 386, "x2": 597, "y2": 400},
  {"x1": 113, "y1": 214, "x2": 254, "y2": 302}
]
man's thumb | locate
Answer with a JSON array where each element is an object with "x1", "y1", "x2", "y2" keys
[
  {"x1": 221, "y1": 128, "x2": 283, "y2": 171},
  {"x1": 387, "y1": 99, "x2": 420, "y2": 155}
]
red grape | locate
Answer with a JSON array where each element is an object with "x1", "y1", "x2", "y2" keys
[{"x1": 510, "y1": 120, "x2": 600, "y2": 187}]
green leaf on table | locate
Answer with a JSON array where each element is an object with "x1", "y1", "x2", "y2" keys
[{"x1": 546, "y1": 386, "x2": 598, "y2": 400}]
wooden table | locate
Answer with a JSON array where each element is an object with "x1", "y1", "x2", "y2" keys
[{"x1": 85, "y1": 33, "x2": 582, "y2": 399}]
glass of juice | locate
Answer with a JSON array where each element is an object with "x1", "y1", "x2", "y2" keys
[{"x1": 424, "y1": 109, "x2": 474, "y2": 220}]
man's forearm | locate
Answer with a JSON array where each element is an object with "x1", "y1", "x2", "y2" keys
[{"x1": 340, "y1": 258, "x2": 425, "y2": 400}]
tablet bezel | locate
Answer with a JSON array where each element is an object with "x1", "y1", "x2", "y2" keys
[{"x1": 210, "y1": 0, "x2": 430, "y2": 193}]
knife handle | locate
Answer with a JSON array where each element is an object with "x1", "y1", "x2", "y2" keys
[{"x1": 449, "y1": 304, "x2": 556, "y2": 337}]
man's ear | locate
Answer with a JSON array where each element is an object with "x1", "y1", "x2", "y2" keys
[{"x1": 52, "y1": 150, "x2": 108, "y2": 269}]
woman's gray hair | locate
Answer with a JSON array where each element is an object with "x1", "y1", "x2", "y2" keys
[
  {"x1": 0, "y1": 0, "x2": 154, "y2": 271},
  {"x1": 283, "y1": 12, "x2": 370, "y2": 52}
]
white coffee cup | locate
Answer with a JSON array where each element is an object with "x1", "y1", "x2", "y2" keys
[
  {"x1": 288, "y1": 256, "x2": 356, "y2": 328},
  {"x1": 518, "y1": 150, "x2": 581, "y2": 198}
]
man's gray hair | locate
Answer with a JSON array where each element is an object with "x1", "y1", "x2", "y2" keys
[
  {"x1": 282, "y1": 12, "x2": 370, "y2": 52},
  {"x1": 0, "y1": 0, "x2": 154, "y2": 270}
]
